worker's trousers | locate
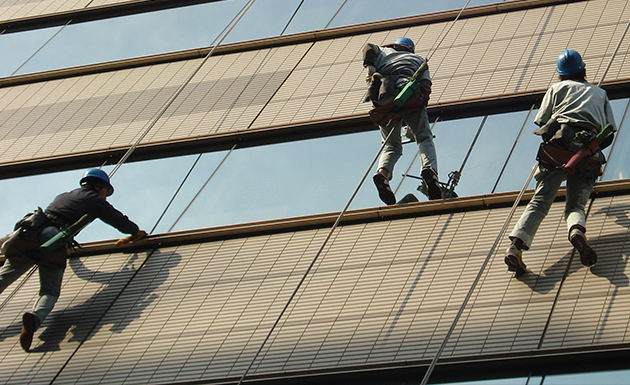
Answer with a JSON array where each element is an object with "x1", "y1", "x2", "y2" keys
[
  {"x1": 378, "y1": 108, "x2": 437, "y2": 180},
  {"x1": 0, "y1": 226, "x2": 64, "y2": 325},
  {"x1": 0, "y1": 258, "x2": 64, "y2": 324},
  {"x1": 509, "y1": 164, "x2": 595, "y2": 249}
]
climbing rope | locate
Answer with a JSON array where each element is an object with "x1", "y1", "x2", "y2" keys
[
  {"x1": 236, "y1": 120, "x2": 398, "y2": 385},
  {"x1": 492, "y1": 105, "x2": 535, "y2": 193},
  {"x1": 420, "y1": 14, "x2": 630, "y2": 385},
  {"x1": 151, "y1": 0, "x2": 310, "y2": 233},
  {"x1": 237, "y1": 1, "x2": 478, "y2": 383},
  {"x1": 10, "y1": 20, "x2": 71, "y2": 76},
  {"x1": 419, "y1": 114, "x2": 538, "y2": 385},
  {"x1": 108, "y1": 0, "x2": 258, "y2": 178}
]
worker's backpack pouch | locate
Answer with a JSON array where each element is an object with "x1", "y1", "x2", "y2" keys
[{"x1": 14, "y1": 207, "x2": 48, "y2": 232}]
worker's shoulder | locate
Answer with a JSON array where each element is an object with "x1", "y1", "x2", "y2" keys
[{"x1": 553, "y1": 79, "x2": 603, "y2": 91}]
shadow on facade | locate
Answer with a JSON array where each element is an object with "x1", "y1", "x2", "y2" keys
[{"x1": 0, "y1": 249, "x2": 181, "y2": 352}]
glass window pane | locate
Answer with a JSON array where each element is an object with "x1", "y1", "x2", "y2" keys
[
  {"x1": 328, "y1": 0, "x2": 507, "y2": 28},
  {"x1": 601, "y1": 98, "x2": 630, "y2": 181},
  {"x1": 172, "y1": 131, "x2": 380, "y2": 231},
  {"x1": 0, "y1": 27, "x2": 62, "y2": 77}
]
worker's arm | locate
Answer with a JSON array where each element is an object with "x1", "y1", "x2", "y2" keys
[
  {"x1": 115, "y1": 230, "x2": 148, "y2": 246},
  {"x1": 363, "y1": 43, "x2": 380, "y2": 68},
  {"x1": 534, "y1": 88, "x2": 554, "y2": 127}
]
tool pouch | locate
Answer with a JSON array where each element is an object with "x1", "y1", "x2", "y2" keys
[
  {"x1": 536, "y1": 142, "x2": 603, "y2": 177},
  {"x1": 5, "y1": 208, "x2": 67, "y2": 268},
  {"x1": 14, "y1": 207, "x2": 48, "y2": 232},
  {"x1": 368, "y1": 94, "x2": 426, "y2": 126}
]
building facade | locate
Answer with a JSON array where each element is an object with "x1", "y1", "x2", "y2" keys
[{"x1": 0, "y1": 0, "x2": 629, "y2": 384}]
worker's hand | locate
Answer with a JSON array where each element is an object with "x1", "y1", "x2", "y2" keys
[{"x1": 115, "y1": 230, "x2": 148, "y2": 246}]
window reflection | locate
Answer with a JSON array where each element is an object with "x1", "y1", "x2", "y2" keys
[
  {"x1": 0, "y1": 26, "x2": 62, "y2": 77},
  {"x1": 602, "y1": 98, "x2": 630, "y2": 181}
]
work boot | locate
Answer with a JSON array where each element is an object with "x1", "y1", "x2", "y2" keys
[
  {"x1": 569, "y1": 226, "x2": 597, "y2": 267},
  {"x1": 373, "y1": 172, "x2": 396, "y2": 205},
  {"x1": 505, "y1": 244, "x2": 527, "y2": 277},
  {"x1": 421, "y1": 167, "x2": 442, "y2": 200},
  {"x1": 20, "y1": 312, "x2": 40, "y2": 352}
]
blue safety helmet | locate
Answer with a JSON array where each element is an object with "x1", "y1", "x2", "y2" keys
[
  {"x1": 80, "y1": 168, "x2": 114, "y2": 196},
  {"x1": 556, "y1": 49, "x2": 585, "y2": 75},
  {"x1": 394, "y1": 37, "x2": 415, "y2": 53}
]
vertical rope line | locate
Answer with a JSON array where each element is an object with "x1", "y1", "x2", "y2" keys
[
  {"x1": 168, "y1": 144, "x2": 236, "y2": 232},
  {"x1": 492, "y1": 104, "x2": 535, "y2": 193},
  {"x1": 418, "y1": 110, "x2": 537, "y2": 385},
  {"x1": 236, "y1": 122, "x2": 398, "y2": 385},
  {"x1": 426, "y1": 0, "x2": 472, "y2": 60},
  {"x1": 108, "y1": 0, "x2": 258, "y2": 177},
  {"x1": 393, "y1": 117, "x2": 440, "y2": 195},
  {"x1": 149, "y1": 153, "x2": 203, "y2": 234},
  {"x1": 11, "y1": 20, "x2": 71, "y2": 76},
  {"x1": 324, "y1": 0, "x2": 348, "y2": 29},
  {"x1": 597, "y1": 17, "x2": 630, "y2": 88},
  {"x1": 157, "y1": 0, "x2": 308, "y2": 232},
  {"x1": 456, "y1": 115, "x2": 486, "y2": 176}
]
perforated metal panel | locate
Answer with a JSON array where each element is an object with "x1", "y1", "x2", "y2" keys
[
  {"x1": 1, "y1": 190, "x2": 629, "y2": 384},
  {"x1": 0, "y1": 0, "x2": 629, "y2": 170}
]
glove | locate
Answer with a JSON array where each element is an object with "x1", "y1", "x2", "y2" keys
[{"x1": 115, "y1": 230, "x2": 147, "y2": 246}]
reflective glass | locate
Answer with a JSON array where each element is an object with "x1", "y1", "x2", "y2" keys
[
  {"x1": 432, "y1": 369, "x2": 630, "y2": 385},
  {"x1": 601, "y1": 98, "x2": 630, "y2": 181},
  {"x1": 0, "y1": 26, "x2": 62, "y2": 77},
  {"x1": 327, "y1": 0, "x2": 504, "y2": 29},
  {"x1": 0, "y1": 152, "x2": 230, "y2": 243},
  {"x1": 172, "y1": 131, "x2": 379, "y2": 231}
]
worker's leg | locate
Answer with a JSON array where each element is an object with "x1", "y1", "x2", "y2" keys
[
  {"x1": 0, "y1": 258, "x2": 33, "y2": 295},
  {"x1": 564, "y1": 174, "x2": 595, "y2": 232},
  {"x1": 565, "y1": 173, "x2": 597, "y2": 266},
  {"x1": 377, "y1": 118, "x2": 403, "y2": 179},
  {"x1": 33, "y1": 264, "x2": 64, "y2": 324},
  {"x1": 404, "y1": 108, "x2": 441, "y2": 199},
  {"x1": 404, "y1": 108, "x2": 437, "y2": 172},
  {"x1": 509, "y1": 165, "x2": 565, "y2": 249}
]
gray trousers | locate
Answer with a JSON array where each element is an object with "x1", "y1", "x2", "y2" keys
[
  {"x1": 378, "y1": 108, "x2": 437, "y2": 180},
  {"x1": 509, "y1": 164, "x2": 595, "y2": 249},
  {"x1": 0, "y1": 226, "x2": 64, "y2": 325}
]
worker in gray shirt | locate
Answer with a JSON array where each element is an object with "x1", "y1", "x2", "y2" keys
[
  {"x1": 0, "y1": 168, "x2": 146, "y2": 351},
  {"x1": 505, "y1": 49, "x2": 616, "y2": 277},
  {"x1": 363, "y1": 37, "x2": 441, "y2": 204}
]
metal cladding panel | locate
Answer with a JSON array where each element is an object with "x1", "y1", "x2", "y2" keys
[
  {"x1": 249, "y1": 0, "x2": 630, "y2": 129},
  {"x1": 142, "y1": 44, "x2": 311, "y2": 143},
  {"x1": 1, "y1": 191, "x2": 630, "y2": 383},
  {"x1": 0, "y1": 250, "x2": 150, "y2": 384},
  {"x1": 0, "y1": 1, "x2": 629, "y2": 168},
  {"x1": 0, "y1": 0, "x2": 131, "y2": 24}
]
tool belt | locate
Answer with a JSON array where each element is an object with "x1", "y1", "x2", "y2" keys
[
  {"x1": 1, "y1": 208, "x2": 68, "y2": 268},
  {"x1": 369, "y1": 94, "x2": 426, "y2": 126},
  {"x1": 536, "y1": 142, "x2": 603, "y2": 177}
]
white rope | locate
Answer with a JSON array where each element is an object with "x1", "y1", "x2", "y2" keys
[{"x1": 108, "y1": 0, "x2": 258, "y2": 177}]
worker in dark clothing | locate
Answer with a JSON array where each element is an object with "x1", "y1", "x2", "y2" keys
[
  {"x1": 504, "y1": 50, "x2": 616, "y2": 277},
  {"x1": 363, "y1": 37, "x2": 442, "y2": 204},
  {"x1": 0, "y1": 168, "x2": 146, "y2": 351}
]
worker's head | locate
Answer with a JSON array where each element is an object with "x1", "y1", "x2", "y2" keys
[
  {"x1": 556, "y1": 49, "x2": 585, "y2": 78},
  {"x1": 393, "y1": 37, "x2": 415, "y2": 53},
  {"x1": 80, "y1": 168, "x2": 114, "y2": 197}
]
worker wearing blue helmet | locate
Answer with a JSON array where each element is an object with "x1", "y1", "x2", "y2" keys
[
  {"x1": 0, "y1": 168, "x2": 146, "y2": 351},
  {"x1": 505, "y1": 49, "x2": 616, "y2": 277},
  {"x1": 363, "y1": 37, "x2": 441, "y2": 204}
]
